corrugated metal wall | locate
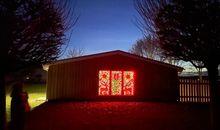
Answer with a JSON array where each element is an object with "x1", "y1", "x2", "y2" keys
[{"x1": 47, "y1": 54, "x2": 179, "y2": 102}]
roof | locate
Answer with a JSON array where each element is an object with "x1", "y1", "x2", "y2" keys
[{"x1": 43, "y1": 50, "x2": 183, "y2": 72}]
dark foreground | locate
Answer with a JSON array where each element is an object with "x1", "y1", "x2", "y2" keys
[{"x1": 24, "y1": 102, "x2": 210, "y2": 130}]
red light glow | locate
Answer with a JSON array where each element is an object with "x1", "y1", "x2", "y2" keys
[
  {"x1": 98, "y1": 70, "x2": 135, "y2": 96},
  {"x1": 123, "y1": 71, "x2": 134, "y2": 96},
  {"x1": 98, "y1": 70, "x2": 110, "y2": 95}
]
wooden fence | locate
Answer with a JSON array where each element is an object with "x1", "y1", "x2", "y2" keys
[{"x1": 179, "y1": 78, "x2": 210, "y2": 103}]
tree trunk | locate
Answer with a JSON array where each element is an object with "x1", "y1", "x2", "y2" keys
[
  {"x1": 198, "y1": 68, "x2": 203, "y2": 81},
  {"x1": 0, "y1": 73, "x2": 6, "y2": 130},
  {"x1": 207, "y1": 64, "x2": 220, "y2": 130}
]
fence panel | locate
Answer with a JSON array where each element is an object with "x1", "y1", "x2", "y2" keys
[{"x1": 179, "y1": 78, "x2": 210, "y2": 103}]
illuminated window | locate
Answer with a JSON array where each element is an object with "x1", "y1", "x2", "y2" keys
[
  {"x1": 98, "y1": 70, "x2": 135, "y2": 96},
  {"x1": 123, "y1": 71, "x2": 134, "y2": 96},
  {"x1": 98, "y1": 70, "x2": 110, "y2": 96}
]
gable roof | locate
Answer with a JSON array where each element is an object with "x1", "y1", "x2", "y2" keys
[{"x1": 43, "y1": 50, "x2": 183, "y2": 72}]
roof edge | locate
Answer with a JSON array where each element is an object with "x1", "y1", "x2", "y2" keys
[{"x1": 43, "y1": 50, "x2": 183, "y2": 72}]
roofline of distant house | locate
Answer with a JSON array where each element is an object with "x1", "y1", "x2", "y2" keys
[{"x1": 43, "y1": 50, "x2": 183, "y2": 72}]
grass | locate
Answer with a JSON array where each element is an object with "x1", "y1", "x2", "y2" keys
[
  {"x1": 25, "y1": 102, "x2": 210, "y2": 130},
  {"x1": 6, "y1": 84, "x2": 46, "y2": 122}
]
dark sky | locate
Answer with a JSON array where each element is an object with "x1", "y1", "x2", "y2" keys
[{"x1": 62, "y1": 0, "x2": 143, "y2": 57}]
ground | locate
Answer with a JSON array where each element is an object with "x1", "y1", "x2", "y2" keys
[
  {"x1": 6, "y1": 84, "x2": 46, "y2": 121},
  {"x1": 5, "y1": 84, "x2": 210, "y2": 130},
  {"x1": 24, "y1": 101, "x2": 210, "y2": 130}
]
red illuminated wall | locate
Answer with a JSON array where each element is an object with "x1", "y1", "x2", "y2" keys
[
  {"x1": 47, "y1": 51, "x2": 180, "y2": 102},
  {"x1": 98, "y1": 70, "x2": 134, "y2": 96}
]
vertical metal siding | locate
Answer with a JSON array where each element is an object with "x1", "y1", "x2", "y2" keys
[{"x1": 47, "y1": 55, "x2": 179, "y2": 101}]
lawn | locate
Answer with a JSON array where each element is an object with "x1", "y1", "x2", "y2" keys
[
  {"x1": 5, "y1": 84, "x2": 211, "y2": 130},
  {"x1": 6, "y1": 84, "x2": 46, "y2": 122},
  {"x1": 25, "y1": 101, "x2": 210, "y2": 130}
]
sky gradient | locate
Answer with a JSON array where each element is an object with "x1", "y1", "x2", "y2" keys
[{"x1": 61, "y1": 0, "x2": 143, "y2": 58}]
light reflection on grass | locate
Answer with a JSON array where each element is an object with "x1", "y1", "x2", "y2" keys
[{"x1": 6, "y1": 84, "x2": 46, "y2": 122}]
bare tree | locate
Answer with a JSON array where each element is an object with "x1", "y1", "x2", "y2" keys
[
  {"x1": 0, "y1": 0, "x2": 77, "y2": 129},
  {"x1": 134, "y1": 0, "x2": 184, "y2": 66},
  {"x1": 129, "y1": 39, "x2": 145, "y2": 57},
  {"x1": 134, "y1": 0, "x2": 168, "y2": 36},
  {"x1": 136, "y1": 0, "x2": 220, "y2": 129},
  {"x1": 129, "y1": 35, "x2": 183, "y2": 66},
  {"x1": 66, "y1": 48, "x2": 85, "y2": 58},
  {"x1": 129, "y1": 35, "x2": 163, "y2": 59},
  {"x1": 191, "y1": 61, "x2": 205, "y2": 81}
]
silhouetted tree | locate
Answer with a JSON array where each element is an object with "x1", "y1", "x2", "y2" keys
[
  {"x1": 129, "y1": 35, "x2": 163, "y2": 60},
  {"x1": 191, "y1": 61, "x2": 205, "y2": 81},
  {"x1": 129, "y1": 35, "x2": 183, "y2": 66},
  {"x1": 66, "y1": 48, "x2": 85, "y2": 58},
  {"x1": 135, "y1": 0, "x2": 167, "y2": 36},
  {"x1": 136, "y1": 0, "x2": 220, "y2": 129},
  {"x1": 0, "y1": 0, "x2": 77, "y2": 129}
]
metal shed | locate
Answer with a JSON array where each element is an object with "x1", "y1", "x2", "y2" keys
[{"x1": 45, "y1": 50, "x2": 183, "y2": 102}]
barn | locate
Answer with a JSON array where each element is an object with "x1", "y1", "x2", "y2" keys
[{"x1": 45, "y1": 50, "x2": 183, "y2": 102}]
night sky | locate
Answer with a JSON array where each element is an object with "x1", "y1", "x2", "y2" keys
[{"x1": 61, "y1": 0, "x2": 143, "y2": 58}]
